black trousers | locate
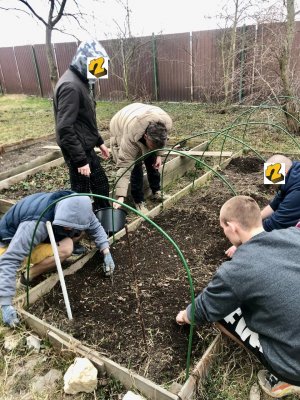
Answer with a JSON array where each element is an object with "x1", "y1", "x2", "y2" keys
[
  {"x1": 130, "y1": 153, "x2": 160, "y2": 203},
  {"x1": 63, "y1": 149, "x2": 110, "y2": 210},
  {"x1": 220, "y1": 308, "x2": 300, "y2": 386}
]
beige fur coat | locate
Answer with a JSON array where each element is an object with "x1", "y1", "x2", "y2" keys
[{"x1": 109, "y1": 103, "x2": 172, "y2": 198}]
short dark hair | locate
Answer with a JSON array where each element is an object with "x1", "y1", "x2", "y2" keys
[{"x1": 145, "y1": 122, "x2": 167, "y2": 148}]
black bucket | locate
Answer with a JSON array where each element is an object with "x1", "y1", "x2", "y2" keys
[{"x1": 96, "y1": 207, "x2": 127, "y2": 235}]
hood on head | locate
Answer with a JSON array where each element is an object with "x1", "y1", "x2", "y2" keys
[
  {"x1": 53, "y1": 195, "x2": 94, "y2": 230},
  {"x1": 70, "y1": 39, "x2": 108, "y2": 83}
]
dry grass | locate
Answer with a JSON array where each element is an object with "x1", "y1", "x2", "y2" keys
[
  {"x1": 2, "y1": 94, "x2": 300, "y2": 155},
  {"x1": 2, "y1": 95, "x2": 300, "y2": 399},
  {"x1": 0, "y1": 322, "x2": 126, "y2": 400}
]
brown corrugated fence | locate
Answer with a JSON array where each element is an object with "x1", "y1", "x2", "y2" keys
[{"x1": 1, "y1": 24, "x2": 300, "y2": 101}]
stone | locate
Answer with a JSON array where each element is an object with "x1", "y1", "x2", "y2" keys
[
  {"x1": 249, "y1": 383, "x2": 261, "y2": 400},
  {"x1": 26, "y1": 335, "x2": 41, "y2": 352},
  {"x1": 123, "y1": 391, "x2": 146, "y2": 400},
  {"x1": 168, "y1": 382, "x2": 182, "y2": 394},
  {"x1": 4, "y1": 334, "x2": 20, "y2": 351},
  {"x1": 31, "y1": 369, "x2": 62, "y2": 393},
  {"x1": 63, "y1": 357, "x2": 98, "y2": 394}
]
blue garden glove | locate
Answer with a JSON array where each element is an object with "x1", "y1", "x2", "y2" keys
[
  {"x1": 1, "y1": 305, "x2": 19, "y2": 327},
  {"x1": 103, "y1": 252, "x2": 115, "y2": 277}
]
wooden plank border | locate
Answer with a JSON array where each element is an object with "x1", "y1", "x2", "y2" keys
[
  {"x1": 18, "y1": 310, "x2": 178, "y2": 400},
  {"x1": 178, "y1": 335, "x2": 222, "y2": 400},
  {"x1": 0, "y1": 151, "x2": 61, "y2": 181},
  {"x1": 0, "y1": 142, "x2": 208, "y2": 192},
  {"x1": 0, "y1": 157, "x2": 65, "y2": 190}
]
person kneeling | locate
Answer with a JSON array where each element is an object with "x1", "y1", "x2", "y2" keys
[{"x1": 0, "y1": 190, "x2": 115, "y2": 328}]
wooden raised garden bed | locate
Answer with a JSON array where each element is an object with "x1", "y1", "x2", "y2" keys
[{"x1": 12, "y1": 152, "x2": 277, "y2": 399}]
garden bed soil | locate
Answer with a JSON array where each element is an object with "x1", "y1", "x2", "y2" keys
[
  {"x1": 30, "y1": 156, "x2": 277, "y2": 387},
  {"x1": 0, "y1": 137, "x2": 58, "y2": 170},
  {"x1": 0, "y1": 145, "x2": 195, "y2": 205}
]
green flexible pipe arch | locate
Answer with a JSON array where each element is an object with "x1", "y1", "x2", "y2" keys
[
  {"x1": 111, "y1": 148, "x2": 237, "y2": 213},
  {"x1": 24, "y1": 193, "x2": 195, "y2": 380}
]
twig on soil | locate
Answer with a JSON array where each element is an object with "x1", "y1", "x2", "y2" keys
[{"x1": 125, "y1": 224, "x2": 148, "y2": 352}]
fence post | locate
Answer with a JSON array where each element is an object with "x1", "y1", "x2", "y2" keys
[
  {"x1": 13, "y1": 47, "x2": 23, "y2": 93},
  {"x1": 0, "y1": 62, "x2": 5, "y2": 94},
  {"x1": 31, "y1": 45, "x2": 43, "y2": 97},
  {"x1": 152, "y1": 32, "x2": 159, "y2": 101},
  {"x1": 190, "y1": 32, "x2": 193, "y2": 102}
]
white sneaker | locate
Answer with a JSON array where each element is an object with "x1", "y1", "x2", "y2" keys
[
  {"x1": 150, "y1": 191, "x2": 171, "y2": 202},
  {"x1": 257, "y1": 370, "x2": 300, "y2": 398},
  {"x1": 134, "y1": 202, "x2": 149, "y2": 214}
]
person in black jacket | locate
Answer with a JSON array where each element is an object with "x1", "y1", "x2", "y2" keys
[{"x1": 53, "y1": 39, "x2": 110, "y2": 215}]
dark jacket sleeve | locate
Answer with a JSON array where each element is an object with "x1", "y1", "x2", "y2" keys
[
  {"x1": 97, "y1": 136, "x2": 104, "y2": 147},
  {"x1": 269, "y1": 190, "x2": 283, "y2": 212},
  {"x1": 56, "y1": 83, "x2": 88, "y2": 167},
  {"x1": 263, "y1": 189, "x2": 300, "y2": 231},
  {"x1": 186, "y1": 268, "x2": 240, "y2": 325}
]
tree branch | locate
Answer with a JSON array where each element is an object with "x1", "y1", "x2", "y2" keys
[
  {"x1": 0, "y1": 6, "x2": 31, "y2": 17},
  {"x1": 52, "y1": 0, "x2": 67, "y2": 26},
  {"x1": 52, "y1": 26, "x2": 80, "y2": 42},
  {"x1": 17, "y1": 0, "x2": 47, "y2": 26},
  {"x1": 48, "y1": 0, "x2": 55, "y2": 25}
]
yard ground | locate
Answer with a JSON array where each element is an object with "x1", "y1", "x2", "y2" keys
[
  {"x1": 1, "y1": 95, "x2": 300, "y2": 400},
  {"x1": 2, "y1": 94, "x2": 300, "y2": 155}
]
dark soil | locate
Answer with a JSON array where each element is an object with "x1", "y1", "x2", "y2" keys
[
  {"x1": 226, "y1": 155, "x2": 262, "y2": 173},
  {"x1": 30, "y1": 156, "x2": 277, "y2": 386},
  {"x1": 0, "y1": 137, "x2": 57, "y2": 170}
]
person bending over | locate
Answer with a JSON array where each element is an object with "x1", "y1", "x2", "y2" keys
[
  {"x1": 177, "y1": 196, "x2": 300, "y2": 398},
  {"x1": 110, "y1": 103, "x2": 173, "y2": 213}
]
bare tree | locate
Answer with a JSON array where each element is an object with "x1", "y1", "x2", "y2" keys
[
  {"x1": 249, "y1": 0, "x2": 300, "y2": 133},
  {"x1": 105, "y1": 0, "x2": 153, "y2": 100},
  {"x1": 0, "y1": 0, "x2": 87, "y2": 90},
  {"x1": 279, "y1": 0, "x2": 300, "y2": 134},
  {"x1": 217, "y1": 0, "x2": 257, "y2": 104}
]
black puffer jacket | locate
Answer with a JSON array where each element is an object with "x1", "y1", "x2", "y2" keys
[{"x1": 53, "y1": 67, "x2": 104, "y2": 168}]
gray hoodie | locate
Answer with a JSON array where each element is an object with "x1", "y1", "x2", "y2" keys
[
  {"x1": 186, "y1": 227, "x2": 300, "y2": 383},
  {"x1": 0, "y1": 195, "x2": 108, "y2": 306}
]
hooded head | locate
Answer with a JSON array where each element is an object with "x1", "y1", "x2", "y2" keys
[
  {"x1": 70, "y1": 39, "x2": 108, "y2": 83},
  {"x1": 53, "y1": 195, "x2": 94, "y2": 230}
]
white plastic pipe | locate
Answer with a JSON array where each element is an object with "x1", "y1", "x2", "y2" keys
[{"x1": 46, "y1": 221, "x2": 73, "y2": 320}]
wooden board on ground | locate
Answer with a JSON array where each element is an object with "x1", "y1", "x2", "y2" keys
[
  {"x1": 0, "y1": 151, "x2": 62, "y2": 181},
  {"x1": 177, "y1": 335, "x2": 222, "y2": 400},
  {"x1": 0, "y1": 134, "x2": 55, "y2": 154},
  {"x1": 0, "y1": 157, "x2": 65, "y2": 190},
  {"x1": 0, "y1": 198, "x2": 16, "y2": 216},
  {"x1": 162, "y1": 151, "x2": 232, "y2": 157}
]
